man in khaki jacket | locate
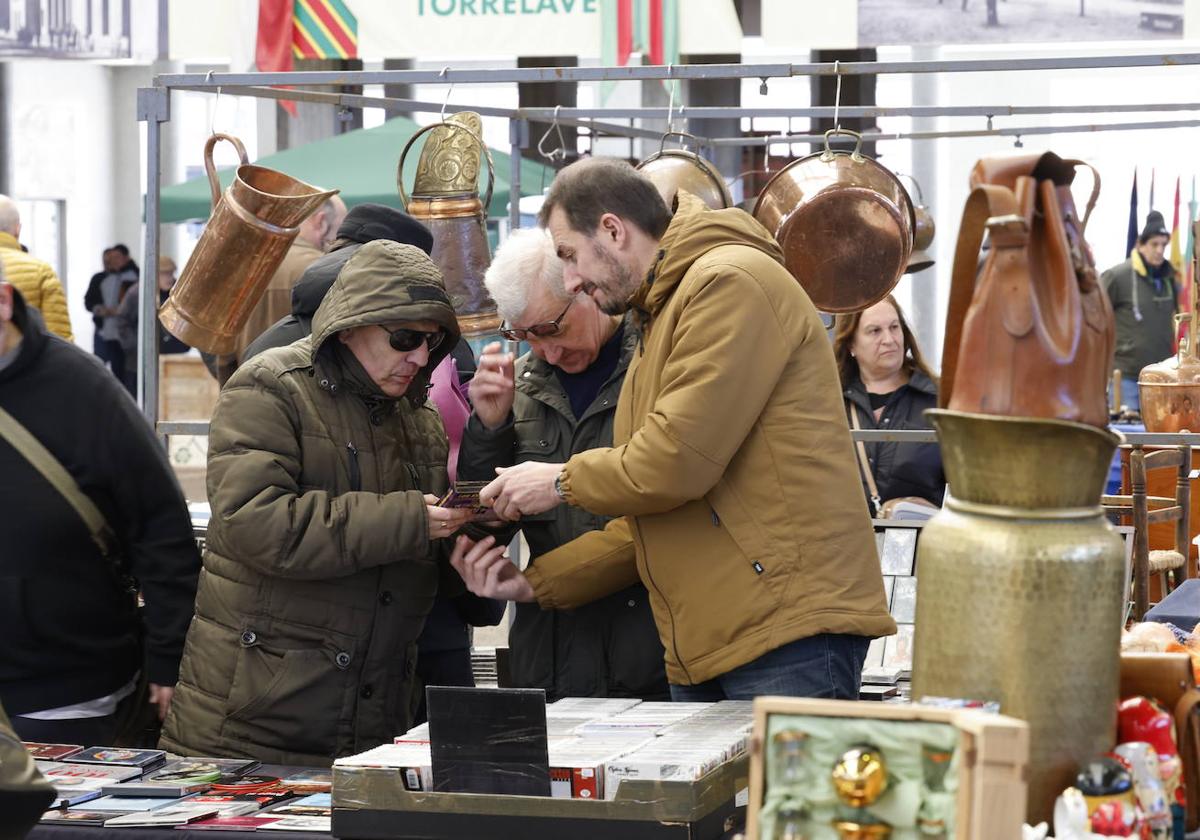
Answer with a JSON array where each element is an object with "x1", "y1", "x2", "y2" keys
[{"x1": 455, "y1": 158, "x2": 895, "y2": 701}]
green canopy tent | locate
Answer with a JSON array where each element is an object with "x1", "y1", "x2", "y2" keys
[{"x1": 157, "y1": 115, "x2": 555, "y2": 223}]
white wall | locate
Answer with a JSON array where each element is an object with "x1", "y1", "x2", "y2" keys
[{"x1": 7, "y1": 60, "x2": 115, "y2": 348}]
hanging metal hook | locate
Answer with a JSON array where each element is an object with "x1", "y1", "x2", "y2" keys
[
  {"x1": 206, "y1": 70, "x2": 223, "y2": 137},
  {"x1": 537, "y1": 104, "x2": 568, "y2": 162},
  {"x1": 665, "y1": 64, "x2": 677, "y2": 134},
  {"x1": 832, "y1": 60, "x2": 843, "y2": 135},
  {"x1": 439, "y1": 67, "x2": 453, "y2": 121}
]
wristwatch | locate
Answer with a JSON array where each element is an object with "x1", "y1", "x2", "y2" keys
[{"x1": 553, "y1": 470, "x2": 567, "y2": 502}]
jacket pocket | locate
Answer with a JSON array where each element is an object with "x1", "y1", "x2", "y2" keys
[
  {"x1": 513, "y1": 418, "x2": 560, "y2": 462},
  {"x1": 221, "y1": 635, "x2": 352, "y2": 757}
]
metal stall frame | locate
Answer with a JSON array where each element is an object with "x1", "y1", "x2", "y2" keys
[{"x1": 140, "y1": 51, "x2": 1200, "y2": 451}]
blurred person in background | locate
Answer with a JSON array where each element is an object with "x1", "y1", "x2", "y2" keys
[
  {"x1": 116, "y1": 256, "x2": 191, "y2": 397},
  {"x1": 0, "y1": 194, "x2": 72, "y2": 341},
  {"x1": 832, "y1": 296, "x2": 945, "y2": 514},
  {"x1": 85, "y1": 244, "x2": 139, "y2": 382},
  {"x1": 1102, "y1": 210, "x2": 1178, "y2": 413}
]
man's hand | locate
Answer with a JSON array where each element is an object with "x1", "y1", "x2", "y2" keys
[
  {"x1": 468, "y1": 341, "x2": 517, "y2": 430},
  {"x1": 480, "y1": 461, "x2": 564, "y2": 521},
  {"x1": 148, "y1": 683, "x2": 174, "y2": 722},
  {"x1": 424, "y1": 494, "x2": 476, "y2": 540},
  {"x1": 449, "y1": 535, "x2": 535, "y2": 602}
]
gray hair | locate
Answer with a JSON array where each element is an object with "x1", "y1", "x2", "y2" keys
[
  {"x1": 0, "y1": 195, "x2": 19, "y2": 236},
  {"x1": 484, "y1": 227, "x2": 568, "y2": 323}
]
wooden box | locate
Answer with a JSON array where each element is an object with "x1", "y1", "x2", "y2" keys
[
  {"x1": 159, "y1": 354, "x2": 219, "y2": 421},
  {"x1": 745, "y1": 698, "x2": 1029, "y2": 840}
]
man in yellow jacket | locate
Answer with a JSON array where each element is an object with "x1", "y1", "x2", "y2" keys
[
  {"x1": 0, "y1": 195, "x2": 73, "y2": 341},
  {"x1": 456, "y1": 158, "x2": 895, "y2": 701}
]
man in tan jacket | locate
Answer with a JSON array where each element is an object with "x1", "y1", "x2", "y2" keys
[{"x1": 455, "y1": 158, "x2": 895, "y2": 701}]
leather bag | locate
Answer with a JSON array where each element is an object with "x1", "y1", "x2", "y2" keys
[
  {"x1": 940, "y1": 152, "x2": 1115, "y2": 428},
  {"x1": 1120, "y1": 652, "x2": 1200, "y2": 831}
]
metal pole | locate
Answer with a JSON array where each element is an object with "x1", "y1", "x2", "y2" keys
[
  {"x1": 509, "y1": 118, "x2": 525, "y2": 232},
  {"x1": 155, "y1": 52, "x2": 1200, "y2": 87},
  {"x1": 137, "y1": 86, "x2": 169, "y2": 431},
  {"x1": 706, "y1": 117, "x2": 1200, "y2": 146}
]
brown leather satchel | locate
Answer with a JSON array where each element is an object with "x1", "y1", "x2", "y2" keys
[
  {"x1": 940, "y1": 152, "x2": 1115, "y2": 428},
  {"x1": 1120, "y1": 652, "x2": 1200, "y2": 831}
]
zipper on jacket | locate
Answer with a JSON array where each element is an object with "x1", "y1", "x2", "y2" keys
[
  {"x1": 406, "y1": 463, "x2": 421, "y2": 490},
  {"x1": 346, "y1": 442, "x2": 361, "y2": 492},
  {"x1": 710, "y1": 503, "x2": 766, "y2": 574}
]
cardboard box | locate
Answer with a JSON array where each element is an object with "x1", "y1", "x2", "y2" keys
[{"x1": 745, "y1": 697, "x2": 1029, "y2": 840}]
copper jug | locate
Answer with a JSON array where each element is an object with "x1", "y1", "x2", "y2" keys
[
  {"x1": 399, "y1": 112, "x2": 498, "y2": 344},
  {"x1": 637, "y1": 132, "x2": 732, "y2": 211},
  {"x1": 752, "y1": 129, "x2": 914, "y2": 313},
  {"x1": 159, "y1": 133, "x2": 338, "y2": 354},
  {"x1": 1140, "y1": 224, "x2": 1200, "y2": 431},
  {"x1": 898, "y1": 174, "x2": 935, "y2": 274}
]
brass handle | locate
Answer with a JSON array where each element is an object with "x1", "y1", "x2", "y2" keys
[
  {"x1": 203, "y1": 133, "x2": 249, "y2": 210},
  {"x1": 657, "y1": 130, "x2": 702, "y2": 157},
  {"x1": 396, "y1": 121, "x2": 497, "y2": 220},
  {"x1": 821, "y1": 128, "x2": 864, "y2": 163}
]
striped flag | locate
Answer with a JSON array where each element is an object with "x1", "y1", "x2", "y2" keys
[
  {"x1": 256, "y1": 0, "x2": 297, "y2": 116},
  {"x1": 293, "y1": 0, "x2": 358, "y2": 60},
  {"x1": 1185, "y1": 177, "x2": 1197, "y2": 326},
  {"x1": 601, "y1": 0, "x2": 679, "y2": 103}
]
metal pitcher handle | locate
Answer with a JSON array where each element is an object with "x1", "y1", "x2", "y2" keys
[
  {"x1": 396, "y1": 121, "x2": 496, "y2": 220},
  {"x1": 203, "y1": 133, "x2": 250, "y2": 210},
  {"x1": 658, "y1": 131, "x2": 702, "y2": 157},
  {"x1": 820, "y1": 128, "x2": 864, "y2": 164}
]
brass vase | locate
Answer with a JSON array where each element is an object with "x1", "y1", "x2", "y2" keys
[
  {"x1": 911, "y1": 409, "x2": 1125, "y2": 824},
  {"x1": 398, "y1": 111, "x2": 499, "y2": 353}
]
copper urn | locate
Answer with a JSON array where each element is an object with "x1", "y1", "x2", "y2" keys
[{"x1": 399, "y1": 112, "x2": 498, "y2": 347}]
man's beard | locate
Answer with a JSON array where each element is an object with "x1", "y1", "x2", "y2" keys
[{"x1": 591, "y1": 241, "x2": 636, "y2": 316}]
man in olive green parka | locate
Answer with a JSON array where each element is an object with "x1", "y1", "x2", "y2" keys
[{"x1": 160, "y1": 240, "x2": 479, "y2": 766}]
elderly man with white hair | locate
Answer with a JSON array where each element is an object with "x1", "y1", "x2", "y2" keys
[
  {"x1": 0, "y1": 194, "x2": 72, "y2": 340},
  {"x1": 456, "y1": 227, "x2": 668, "y2": 702}
]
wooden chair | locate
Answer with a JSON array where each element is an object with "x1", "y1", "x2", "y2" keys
[{"x1": 1103, "y1": 445, "x2": 1192, "y2": 620}]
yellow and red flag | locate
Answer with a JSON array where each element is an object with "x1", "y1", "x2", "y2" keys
[{"x1": 256, "y1": 0, "x2": 358, "y2": 117}]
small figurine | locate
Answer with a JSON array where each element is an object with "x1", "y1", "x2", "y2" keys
[
  {"x1": 921, "y1": 745, "x2": 953, "y2": 792},
  {"x1": 1114, "y1": 742, "x2": 1171, "y2": 840},
  {"x1": 1118, "y1": 697, "x2": 1185, "y2": 809},
  {"x1": 773, "y1": 730, "x2": 811, "y2": 786}
]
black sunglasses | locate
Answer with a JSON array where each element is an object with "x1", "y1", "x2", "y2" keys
[
  {"x1": 377, "y1": 325, "x2": 446, "y2": 353},
  {"x1": 499, "y1": 298, "x2": 574, "y2": 342}
]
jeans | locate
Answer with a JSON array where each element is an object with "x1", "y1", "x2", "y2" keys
[
  {"x1": 668, "y1": 633, "x2": 870, "y2": 702},
  {"x1": 93, "y1": 336, "x2": 126, "y2": 386}
]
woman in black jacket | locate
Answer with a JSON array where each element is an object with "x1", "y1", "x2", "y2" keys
[{"x1": 833, "y1": 295, "x2": 946, "y2": 512}]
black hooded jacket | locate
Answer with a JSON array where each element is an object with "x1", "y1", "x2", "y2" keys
[{"x1": 0, "y1": 290, "x2": 200, "y2": 714}]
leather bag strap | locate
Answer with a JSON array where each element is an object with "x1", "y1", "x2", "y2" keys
[
  {"x1": 848, "y1": 405, "x2": 882, "y2": 515},
  {"x1": 0, "y1": 405, "x2": 118, "y2": 558},
  {"x1": 939, "y1": 183, "x2": 1023, "y2": 407}
]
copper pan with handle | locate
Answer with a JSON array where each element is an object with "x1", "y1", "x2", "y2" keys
[{"x1": 752, "y1": 128, "x2": 915, "y2": 313}]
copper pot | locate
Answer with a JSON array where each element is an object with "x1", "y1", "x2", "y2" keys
[
  {"x1": 159, "y1": 133, "x2": 338, "y2": 354},
  {"x1": 637, "y1": 132, "x2": 732, "y2": 211},
  {"x1": 1141, "y1": 227, "x2": 1200, "y2": 431},
  {"x1": 753, "y1": 129, "x2": 914, "y2": 313},
  {"x1": 399, "y1": 112, "x2": 498, "y2": 344},
  {"x1": 898, "y1": 173, "x2": 936, "y2": 274}
]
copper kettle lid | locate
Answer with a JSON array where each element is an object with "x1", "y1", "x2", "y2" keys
[{"x1": 637, "y1": 133, "x2": 733, "y2": 211}]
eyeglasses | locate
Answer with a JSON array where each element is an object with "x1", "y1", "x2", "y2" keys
[
  {"x1": 377, "y1": 325, "x2": 446, "y2": 353},
  {"x1": 499, "y1": 298, "x2": 574, "y2": 342}
]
